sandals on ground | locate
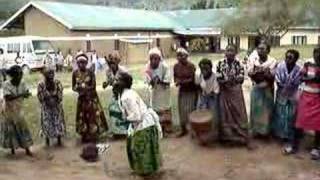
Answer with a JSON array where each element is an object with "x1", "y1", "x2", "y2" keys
[
  {"x1": 310, "y1": 148, "x2": 320, "y2": 160},
  {"x1": 283, "y1": 145, "x2": 297, "y2": 155}
]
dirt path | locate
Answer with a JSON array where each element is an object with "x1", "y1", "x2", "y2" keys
[
  {"x1": 3, "y1": 78, "x2": 320, "y2": 180},
  {"x1": 0, "y1": 137, "x2": 320, "y2": 180}
]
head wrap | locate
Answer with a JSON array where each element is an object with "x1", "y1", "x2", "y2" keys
[
  {"x1": 42, "y1": 66, "x2": 55, "y2": 75},
  {"x1": 148, "y1": 47, "x2": 162, "y2": 59},
  {"x1": 75, "y1": 53, "x2": 88, "y2": 62},
  {"x1": 176, "y1": 47, "x2": 189, "y2": 55},
  {"x1": 108, "y1": 50, "x2": 121, "y2": 64}
]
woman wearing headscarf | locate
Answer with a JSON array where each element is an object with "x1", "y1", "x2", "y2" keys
[
  {"x1": 103, "y1": 50, "x2": 127, "y2": 88},
  {"x1": 0, "y1": 65, "x2": 33, "y2": 156},
  {"x1": 113, "y1": 72, "x2": 162, "y2": 176},
  {"x1": 217, "y1": 45, "x2": 253, "y2": 148},
  {"x1": 103, "y1": 51, "x2": 129, "y2": 137},
  {"x1": 248, "y1": 42, "x2": 277, "y2": 137},
  {"x1": 38, "y1": 67, "x2": 66, "y2": 146},
  {"x1": 173, "y1": 48, "x2": 198, "y2": 136},
  {"x1": 145, "y1": 47, "x2": 171, "y2": 135},
  {"x1": 72, "y1": 53, "x2": 108, "y2": 143}
]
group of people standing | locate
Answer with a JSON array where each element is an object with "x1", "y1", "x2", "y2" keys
[{"x1": 0, "y1": 41, "x2": 320, "y2": 176}]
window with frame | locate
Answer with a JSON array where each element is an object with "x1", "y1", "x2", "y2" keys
[
  {"x1": 292, "y1": 36, "x2": 307, "y2": 45},
  {"x1": 227, "y1": 36, "x2": 240, "y2": 46},
  {"x1": 156, "y1": 38, "x2": 161, "y2": 47},
  {"x1": 7, "y1": 43, "x2": 20, "y2": 53},
  {"x1": 23, "y1": 43, "x2": 32, "y2": 53},
  {"x1": 114, "y1": 40, "x2": 120, "y2": 50}
]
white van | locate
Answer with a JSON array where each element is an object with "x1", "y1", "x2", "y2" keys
[{"x1": 0, "y1": 36, "x2": 56, "y2": 73}]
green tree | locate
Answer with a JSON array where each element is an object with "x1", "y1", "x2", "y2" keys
[{"x1": 224, "y1": 0, "x2": 320, "y2": 41}]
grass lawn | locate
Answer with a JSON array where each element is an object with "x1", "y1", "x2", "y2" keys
[
  {"x1": 24, "y1": 45, "x2": 316, "y2": 89},
  {"x1": 1, "y1": 46, "x2": 320, "y2": 180},
  {"x1": 20, "y1": 45, "x2": 315, "y2": 142}
]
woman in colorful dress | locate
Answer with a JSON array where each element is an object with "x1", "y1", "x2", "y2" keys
[
  {"x1": 174, "y1": 48, "x2": 198, "y2": 136},
  {"x1": 145, "y1": 48, "x2": 171, "y2": 135},
  {"x1": 248, "y1": 42, "x2": 277, "y2": 137},
  {"x1": 72, "y1": 53, "x2": 108, "y2": 143},
  {"x1": 271, "y1": 50, "x2": 301, "y2": 145},
  {"x1": 216, "y1": 45, "x2": 253, "y2": 148},
  {"x1": 113, "y1": 72, "x2": 162, "y2": 176},
  {"x1": 38, "y1": 67, "x2": 66, "y2": 146},
  {"x1": 103, "y1": 51, "x2": 128, "y2": 137},
  {"x1": 0, "y1": 65, "x2": 33, "y2": 156},
  {"x1": 289, "y1": 46, "x2": 320, "y2": 159}
]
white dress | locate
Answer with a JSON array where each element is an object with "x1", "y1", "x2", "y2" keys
[
  {"x1": 145, "y1": 61, "x2": 171, "y2": 111},
  {"x1": 119, "y1": 89, "x2": 162, "y2": 137}
]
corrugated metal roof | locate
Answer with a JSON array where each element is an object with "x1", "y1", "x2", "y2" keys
[
  {"x1": 162, "y1": 8, "x2": 238, "y2": 29},
  {"x1": 33, "y1": 1, "x2": 182, "y2": 30},
  {"x1": 1, "y1": 1, "x2": 182, "y2": 31},
  {"x1": 174, "y1": 28, "x2": 222, "y2": 35},
  {"x1": 1, "y1": 1, "x2": 317, "y2": 34}
]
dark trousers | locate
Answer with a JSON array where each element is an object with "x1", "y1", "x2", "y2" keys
[
  {"x1": 291, "y1": 128, "x2": 320, "y2": 149},
  {"x1": 56, "y1": 65, "x2": 63, "y2": 72}
]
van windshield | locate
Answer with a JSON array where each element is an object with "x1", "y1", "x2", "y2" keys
[{"x1": 32, "y1": 40, "x2": 55, "y2": 54}]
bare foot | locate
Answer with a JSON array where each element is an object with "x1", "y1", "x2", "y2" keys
[
  {"x1": 25, "y1": 148, "x2": 33, "y2": 157},
  {"x1": 46, "y1": 137, "x2": 50, "y2": 147},
  {"x1": 247, "y1": 141, "x2": 258, "y2": 151},
  {"x1": 57, "y1": 136, "x2": 63, "y2": 147}
]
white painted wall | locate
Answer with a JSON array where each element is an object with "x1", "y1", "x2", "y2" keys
[
  {"x1": 240, "y1": 35, "x2": 249, "y2": 50},
  {"x1": 280, "y1": 29, "x2": 320, "y2": 46},
  {"x1": 220, "y1": 36, "x2": 228, "y2": 50},
  {"x1": 220, "y1": 35, "x2": 249, "y2": 50}
]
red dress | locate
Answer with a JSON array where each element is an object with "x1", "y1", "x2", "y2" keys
[{"x1": 295, "y1": 63, "x2": 320, "y2": 131}]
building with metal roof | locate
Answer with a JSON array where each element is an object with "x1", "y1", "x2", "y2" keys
[{"x1": 0, "y1": 1, "x2": 319, "y2": 63}]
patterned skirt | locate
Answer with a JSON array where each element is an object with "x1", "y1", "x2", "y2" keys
[
  {"x1": 40, "y1": 104, "x2": 66, "y2": 138},
  {"x1": 76, "y1": 92, "x2": 108, "y2": 142},
  {"x1": 178, "y1": 90, "x2": 198, "y2": 129},
  {"x1": 108, "y1": 98, "x2": 129, "y2": 135},
  {"x1": 0, "y1": 116, "x2": 33, "y2": 149},
  {"x1": 127, "y1": 125, "x2": 161, "y2": 175},
  {"x1": 250, "y1": 86, "x2": 274, "y2": 136},
  {"x1": 271, "y1": 96, "x2": 296, "y2": 141},
  {"x1": 219, "y1": 85, "x2": 249, "y2": 143}
]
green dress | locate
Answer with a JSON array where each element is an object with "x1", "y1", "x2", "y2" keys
[
  {"x1": 121, "y1": 89, "x2": 162, "y2": 176},
  {"x1": 127, "y1": 125, "x2": 161, "y2": 175},
  {"x1": 108, "y1": 98, "x2": 130, "y2": 135},
  {"x1": 0, "y1": 80, "x2": 33, "y2": 149}
]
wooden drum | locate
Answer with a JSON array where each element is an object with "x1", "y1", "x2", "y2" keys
[
  {"x1": 189, "y1": 109, "x2": 214, "y2": 145},
  {"x1": 158, "y1": 109, "x2": 172, "y2": 135}
]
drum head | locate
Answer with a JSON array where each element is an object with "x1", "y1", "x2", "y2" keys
[{"x1": 189, "y1": 109, "x2": 213, "y2": 123}]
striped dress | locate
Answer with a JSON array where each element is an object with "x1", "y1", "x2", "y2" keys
[
  {"x1": 174, "y1": 61, "x2": 198, "y2": 132},
  {"x1": 271, "y1": 61, "x2": 301, "y2": 141}
]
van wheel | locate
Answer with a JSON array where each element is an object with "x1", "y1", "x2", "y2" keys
[{"x1": 22, "y1": 65, "x2": 30, "y2": 74}]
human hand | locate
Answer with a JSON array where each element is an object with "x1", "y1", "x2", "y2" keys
[
  {"x1": 152, "y1": 76, "x2": 160, "y2": 86},
  {"x1": 22, "y1": 91, "x2": 31, "y2": 98},
  {"x1": 102, "y1": 82, "x2": 108, "y2": 89}
]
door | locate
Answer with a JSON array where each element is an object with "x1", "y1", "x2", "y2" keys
[{"x1": 210, "y1": 36, "x2": 221, "y2": 53}]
